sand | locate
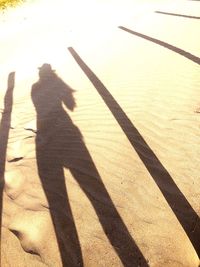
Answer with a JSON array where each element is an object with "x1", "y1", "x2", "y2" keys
[{"x1": 0, "y1": 0, "x2": 200, "y2": 266}]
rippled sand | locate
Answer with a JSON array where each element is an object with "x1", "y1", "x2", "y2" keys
[{"x1": 0, "y1": 0, "x2": 200, "y2": 266}]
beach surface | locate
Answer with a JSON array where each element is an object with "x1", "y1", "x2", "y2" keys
[{"x1": 0, "y1": 0, "x2": 200, "y2": 266}]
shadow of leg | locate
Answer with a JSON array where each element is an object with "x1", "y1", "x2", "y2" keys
[
  {"x1": 69, "y1": 146, "x2": 148, "y2": 267},
  {"x1": 36, "y1": 147, "x2": 83, "y2": 267}
]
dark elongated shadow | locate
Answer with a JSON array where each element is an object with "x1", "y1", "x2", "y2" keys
[
  {"x1": 31, "y1": 64, "x2": 148, "y2": 266},
  {"x1": 0, "y1": 72, "x2": 15, "y2": 257},
  {"x1": 155, "y1": 10, "x2": 200, "y2": 19},
  {"x1": 119, "y1": 26, "x2": 200, "y2": 65},
  {"x1": 68, "y1": 47, "x2": 200, "y2": 256}
]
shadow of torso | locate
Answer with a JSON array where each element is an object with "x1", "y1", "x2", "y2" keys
[{"x1": 32, "y1": 72, "x2": 83, "y2": 171}]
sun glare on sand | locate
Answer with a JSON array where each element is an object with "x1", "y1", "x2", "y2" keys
[
  {"x1": 0, "y1": 0, "x2": 160, "y2": 85},
  {"x1": 0, "y1": 0, "x2": 24, "y2": 9}
]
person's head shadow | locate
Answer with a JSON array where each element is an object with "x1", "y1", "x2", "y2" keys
[
  {"x1": 32, "y1": 63, "x2": 76, "y2": 123},
  {"x1": 38, "y1": 63, "x2": 54, "y2": 80}
]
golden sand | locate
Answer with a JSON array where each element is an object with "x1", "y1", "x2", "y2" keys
[{"x1": 0, "y1": 0, "x2": 200, "y2": 266}]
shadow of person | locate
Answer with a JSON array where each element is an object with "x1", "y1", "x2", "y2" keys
[{"x1": 31, "y1": 64, "x2": 148, "y2": 267}]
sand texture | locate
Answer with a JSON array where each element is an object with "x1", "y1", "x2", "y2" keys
[{"x1": 0, "y1": 0, "x2": 200, "y2": 266}]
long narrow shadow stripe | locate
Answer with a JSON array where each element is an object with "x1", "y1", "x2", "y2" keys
[
  {"x1": 119, "y1": 26, "x2": 200, "y2": 65},
  {"x1": 0, "y1": 72, "x2": 15, "y2": 178},
  {"x1": 68, "y1": 47, "x2": 200, "y2": 256},
  {"x1": 155, "y1": 11, "x2": 200, "y2": 19},
  {"x1": 0, "y1": 72, "x2": 15, "y2": 257},
  {"x1": 68, "y1": 48, "x2": 150, "y2": 266}
]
